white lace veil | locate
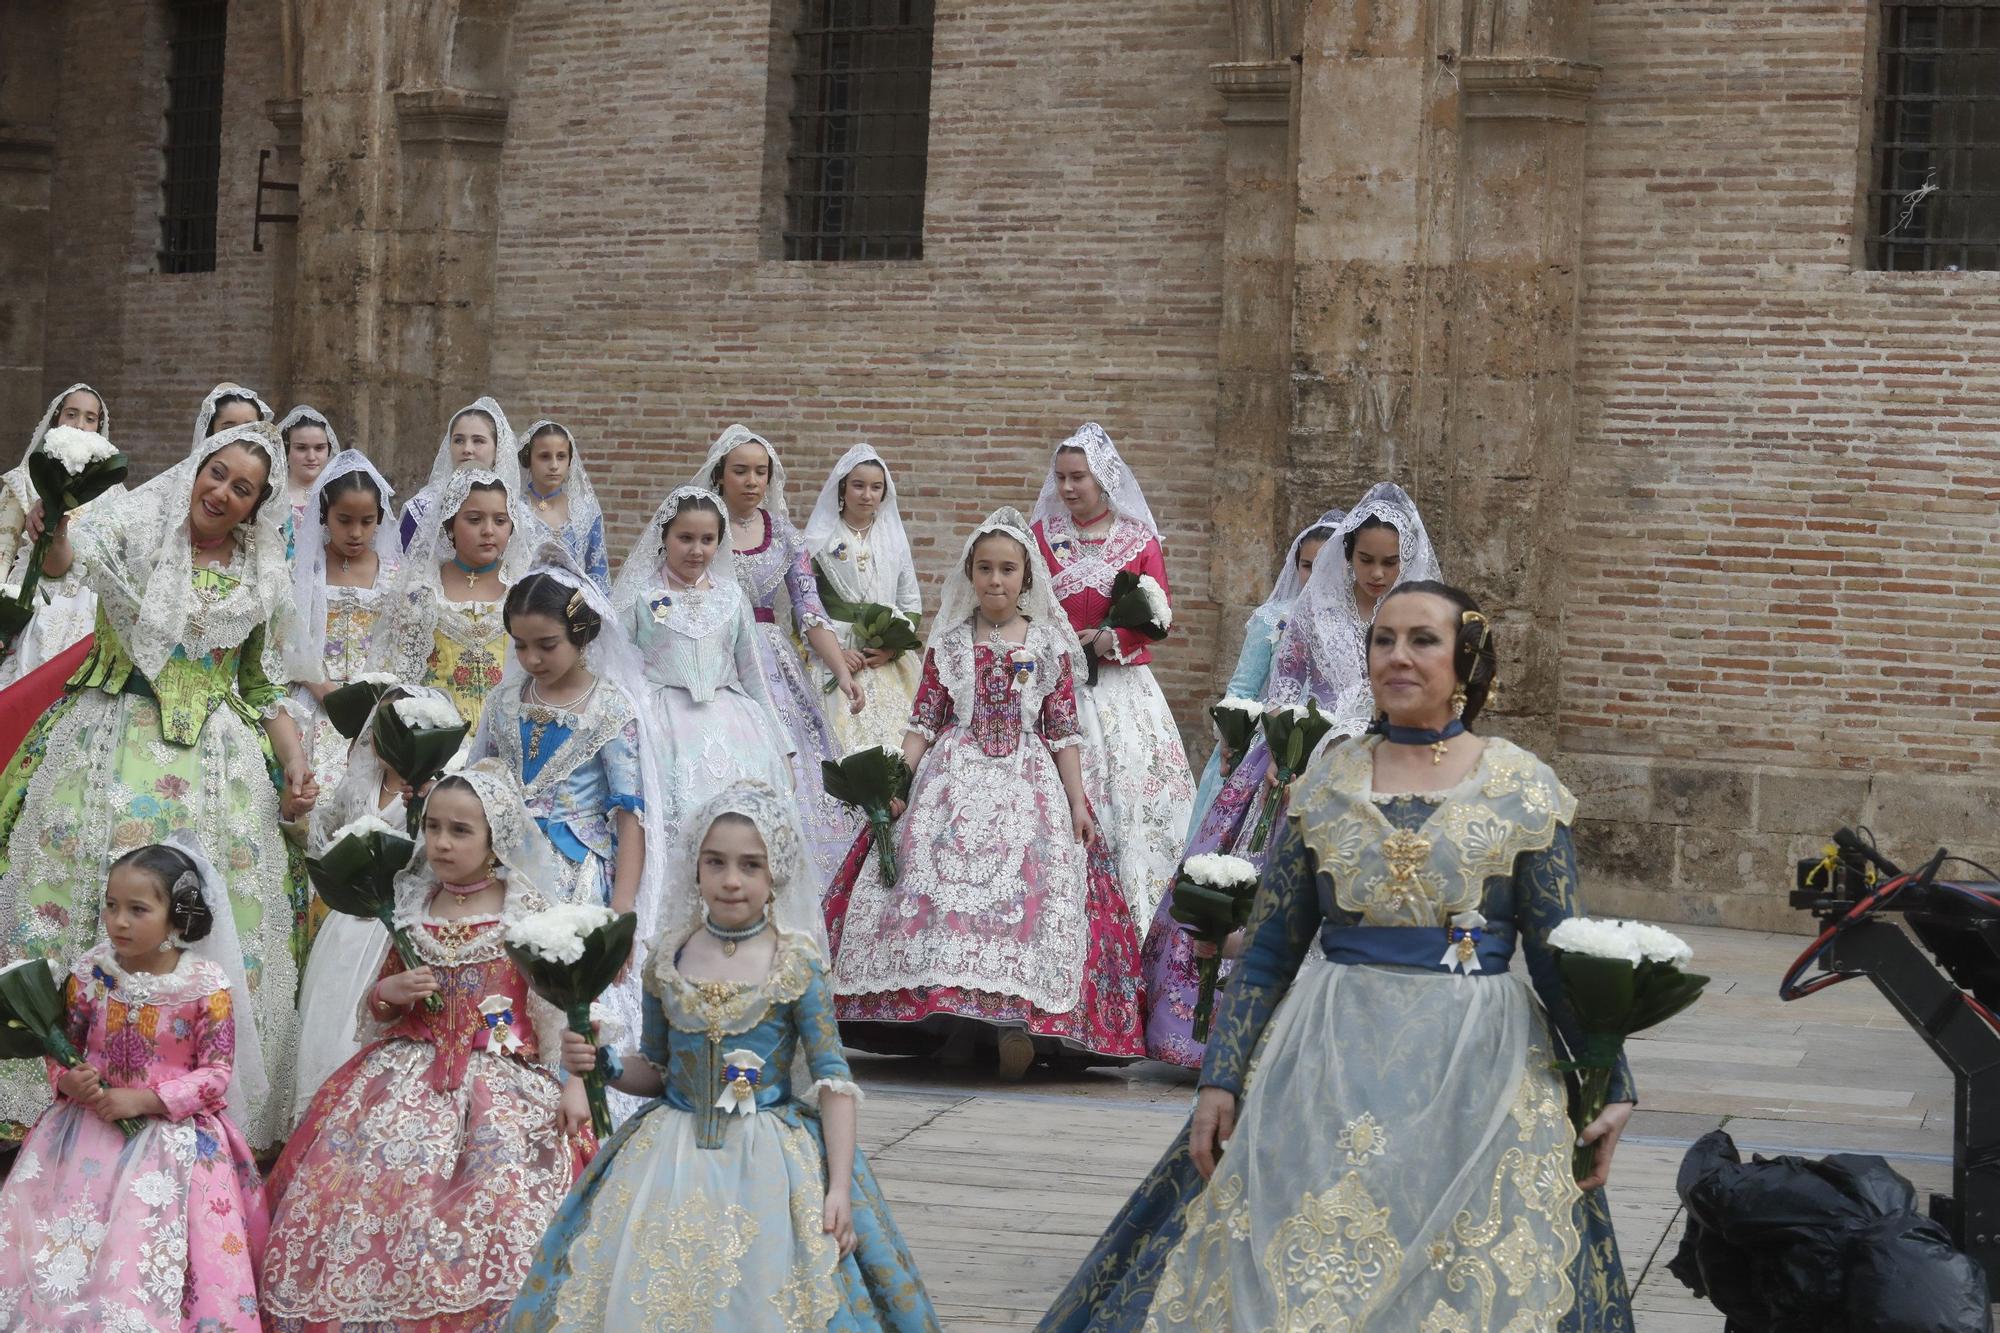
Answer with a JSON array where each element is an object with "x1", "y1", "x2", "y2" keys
[
  {"x1": 471, "y1": 538, "x2": 672, "y2": 930},
  {"x1": 1259, "y1": 508, "x2": 1347, "y2": 621},
  {"x1": 191, "y1": 382, "x2": 274, "y2": 452},
  {"x1": 6, "y1": 383, "x2": 115, "y2": 525},
  {"x1": 801, "y1": 442, "x2": 913, "y2": 605},
  {"x1": 157, "y1": 832, "x2": 269, "y2": 1126},
  {"x1": 651, "y1": 778, "x2": 829, "y2": 965},
  {"x1": 687, "y1": 424, "x2": 792, "y2": 522},
  {"x1": 287, "y1": 449, "x2": 398, "y2": 680},
  {"x1": 71, "y1": 421, "x2": 299, "y2": 685},
  {"x1": 423, "y1": 397, "x2": 519, "y2": 497},
  {"x1": 608, "y1": 485, "x2": 738, "y2": 623},
  {"x1": 931, "y1": 505, "x2": 1088, "y2": 679},
  {"x1": 1271, "y1": 482, "x2": 1443, "y2": 717},
  {"x1": 391, "y1": 757, "x2": 567, "y2": 929},
  {"x1": 1029, "y1": 422, "x2": 1160, "y2": 538},
  {"x1": 276, "y1": 404, "x2": 342, "y2": 455},
  {"x1": 516, "y1": 418, "x2": 603, "y2": 543},
  {"x1": 372, "y1": 467, "x2": 534, "y2": 681}
]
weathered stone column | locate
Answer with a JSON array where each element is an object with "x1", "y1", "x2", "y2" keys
[
  {"x1": 1204, "y1": 57, "x2": 1299, "y2": 692},
  {"x1": 264, "y1": 98, "x2": 304, "y2": 407}
]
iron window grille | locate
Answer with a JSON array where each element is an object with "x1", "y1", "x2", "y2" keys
[
  {"x1": 159, "y1": 0, "x2": 228, "y2": 274},
  {"x1": 1868, "y1": 3, "x2": 2000, "y2": 270},
  {"x1": 783, "y1": 0, "x2": 936, "y2": 262}
]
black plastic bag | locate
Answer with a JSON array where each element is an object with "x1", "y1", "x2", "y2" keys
[{"x1": 1670, "y1": 1129, "x2": 1991, "y2": 1333}]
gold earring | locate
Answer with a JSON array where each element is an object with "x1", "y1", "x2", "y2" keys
[{"x1": 1450, "y1": 687, "x2": 1468, "y2": 718}]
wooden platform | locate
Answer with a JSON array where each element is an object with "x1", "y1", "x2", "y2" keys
[{"x1": 849, "y1": 924, "x2": 1961, "y2": 1330}]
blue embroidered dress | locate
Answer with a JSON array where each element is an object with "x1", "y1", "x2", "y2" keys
[
  {"x1": 1042, "y1": 737, "x2": 1635, "y2": 1332},
  {"x1": 509, "y1": 930, "x2": 940, "y2": 1332}
]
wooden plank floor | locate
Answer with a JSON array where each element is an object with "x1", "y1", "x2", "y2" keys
[{"x1": 847, "y1": 924, "x2": 1963, "y2": 1330}]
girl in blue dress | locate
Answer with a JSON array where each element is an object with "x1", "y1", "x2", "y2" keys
[{"x1": 509, "y1": 779, "x2": 939, "y2": 1332}]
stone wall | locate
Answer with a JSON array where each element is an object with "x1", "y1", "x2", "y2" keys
[{"x1": 1562, "y1": 0, "x2": 2000, "y2": 927}]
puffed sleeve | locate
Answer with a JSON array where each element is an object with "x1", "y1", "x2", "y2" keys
[
  {"x1": 1037, "y1": 652, "x2": 1083, "y2": 749},
  {"x1": 639, "y1": 989, "x2": 672, "y2": 1075},
  {"x1": 780, "y1": 521, "x2": 833, "y2": 634},
  {"x1": 906, "y1": 647, "x2": 954, "y2": 742},
  {"x1": 1225, "y1": 607, "x2": 1281, "y2": 701},
  {"x1": 154, "y1": 988, "x2": 236, "y2": 1121},
  {"x1": 237, "y1": 621, "x2": 288, "y2": 717},
  {"x1": 1197, "y1": 815, "x2": 1326, "y2": 1094},
  {"x1": 1110, "y1": 536, "x2": 1169, "y2": 662},
  {"x1": 794, "y1": 960, "x2": 863, "y2": 1101},
  {"x1": 49, "y1": 972, "x2": 92, "y2": 1093},
  {"x1": 599, "y1": 716, "x2": 644, "y2": 818},
  {"x1": 1516, "y1": 825, "x2": 1638, "y2": 1105}
]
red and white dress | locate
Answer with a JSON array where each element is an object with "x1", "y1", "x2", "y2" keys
[
  {"x1": 1035, "y1": 511, "x2": 1195, "y2": 933},
  {"x1": 825, "y1": 618, "x2": 1144, "y2": 1058}
]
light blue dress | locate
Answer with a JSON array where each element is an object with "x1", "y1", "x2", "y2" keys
[
  {"x1": 1186, "y1": 601, "x2": 1285, "y2": 840},
  {"x1": 509, "y1": 931, "x2": 941, "y2": 1331}
]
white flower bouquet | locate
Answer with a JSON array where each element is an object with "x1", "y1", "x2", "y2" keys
[
  {"x1": 0, "y1": 426, "x2": 127, "y2": 655},
  {"x1": 306, "y1": 817, "x2": 433, "y2": 1012},
  {"x1": 1088, "y1": 569, "x2": 1173, "y2": 684},
  {"x1": 1247, "y1": 699, "x2": 1336, "y2": 853},
  {"x1": 504, "y1": 902, "x2": 638, "y2": 1141},
  {"x1": 1548, "y1": 917, "x2": 1709, "y2": 1182},
  {"x1": 1168, "y1": 853, "x2": 1261, "y2": 1040},
  {"x1": 373, "y1": 692, "x2": 469, "y2": 832},
  {"x1": 1208, "y1": 696, "x2": 1265, "y2": 778}
]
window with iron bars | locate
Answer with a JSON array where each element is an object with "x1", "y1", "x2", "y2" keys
[
  {"x1": 1868, "y1": 3, "x2": 2000, "y2": 270},
  {"x1": 158, "y1": 0, "x2": 229, "y2": 275},
  {"x1": 783, "y1": 0, "x2": 936, "y2": 262}
]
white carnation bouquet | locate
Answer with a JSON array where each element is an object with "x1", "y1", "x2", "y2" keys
[
  {"x1": 0, "y1": 424, "x2": 127, "y2": 655},
  {"x1": 504, "y1": 901, "x2": 638, "y2": 1141},
  {"x1": 1208, "y1": 695, "x2": 1265, "y2": 778},
  {"x1": 1548, "y1": 916, "x2": 1708, "y2": 1182},
  {"x1": 1089, "y1": 568, "x2": 1174, "y2": 683},
  {"x1": 1168, "y1": 853, "x2": 1262, "y2": 1040}
]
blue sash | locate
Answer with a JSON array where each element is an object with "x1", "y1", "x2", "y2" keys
[{"x1": 1318, "y1": 921, "x2": 1517, "y2": 975}]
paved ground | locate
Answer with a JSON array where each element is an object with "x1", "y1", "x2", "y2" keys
[{"x1": 847, "y1": 924, "x2": 1962, "y2": 1330}]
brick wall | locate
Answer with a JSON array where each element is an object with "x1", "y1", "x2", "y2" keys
[
  {"x1": 1563, "y1": 0, "x2": 2000, "y2": 926},
  {"x1": 41, "y1": 0, "x2": 279, "y2": 480},
  {"x1": 488, "y1": 0, "x2": 1235, "y2": 725}
]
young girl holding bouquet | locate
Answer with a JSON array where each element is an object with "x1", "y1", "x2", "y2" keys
[
  {"x1": 374, "y1": 468, "x2": 531, "y2": 730},
  {"x1": 516, "y1": 419, "x2": 610, "y2": 591},
  {"x1": 803, "y1": 444, "x2": 925, "y2": 752},
  {"x1": 264, "y1": 759, "x2": 589, "y2": 1333},
  {"x1": 1032, "y1": 422, "x2": 1193, "y2": 946},
  {"x1": 509, "y1": 779, "x2": 939, "y2": 1332},
  {"x1": 0, "y1": 839, "x2": 269, "y2": 1331},
  {"x1": 826, "y1": 507, "x2": 1144, "y2": 1079}
]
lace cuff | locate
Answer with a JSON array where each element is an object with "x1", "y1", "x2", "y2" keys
[
  {"x1": 1045, "y1": 733, "x2": 1083, "y2": 752},
  {"x1": 797, "y1": 610, "x2": 834, "y2": 635},
  {"x1": 905, "y1": 721, "x2": 937, "y2": 744},
  {"x1": 812, "y1": 1076, "x2": 866, "y2": 1103}
]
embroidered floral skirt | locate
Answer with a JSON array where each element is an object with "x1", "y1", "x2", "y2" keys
[
  {"x1": 509, "y1": 1098, "x2": 939, "y2": 1332},
  {"x1": 262, "y1": 1040, "x2": 578, "y2": 1330},
  {"x1": 819, "y1": 651, "x2": 923, "y2": 756},
  {"x1": 751, "y1": 621, "x2": 863, "y2": 885},
  {"x1": 0, "y1": 1102, "x2": 267, "y2": 1332},
  {"x1": 0, "y1": 688, "x2": 303, "y2": 1146},
  {"x1": 1076, "y1": 665, "x2": 1193, "y2": 933}
]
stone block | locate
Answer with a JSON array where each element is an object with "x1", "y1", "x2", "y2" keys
[
  {"x1": 1550, "y1": 752, "x2": 1654, "y2": 821},
  {"x1": 1674, "y1": 824, "x2": 1792, "y2": 904},
  {"x1": 1865, "y1": 774, "x2": 2000, "y2": 856},
  {"x1": 1754, "y1": 769, "x2": 1871, "y2": 836},
  {"x1": 1574, "y1": 815, "x2": 1675, "y2": 892},
  {"x1": 1650, "y1": 760, "x2": 1754, "y2": 830}
]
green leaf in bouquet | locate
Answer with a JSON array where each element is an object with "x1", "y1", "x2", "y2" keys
[
  {"x1": 1554, "y1": 952, "x2": 1641, "y2": 1033},
  {"x1": 505, "y1": 911, "x2": 639, "y2": 1013},
  {"x1": 1102, "y1": 568, "x2": 1170, "y2": 641},
  {"x1": 1626, "y1": 966, "x2": 1710, "y2": 1034},
  {"x1": 1168, "y1": 883, "x2": 1240, "y2": 934},
  {"x1": 28, "y1": 447, "x2": 129, "y2": 518},
  {"x1": 859, "y1": 606, "x2": 922, "y2": 655},
  {"x1": 323, "y1": 680, "x2": 393, "y2": 740},
  {"x1": 0, "y1": 1014, "x2": 48, "y2": 1062},
  {"x1": 372, "y1": 704, "x2": 469, "y2": 792},
  {"x1": 305, "y1": 831, "x2": 414, "y2": 922},
  {"x1": 0, "y1": 958, "x2": 69, "y2": 1051}
]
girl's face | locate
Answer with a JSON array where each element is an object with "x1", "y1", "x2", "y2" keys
[
  {"x1": 189, "y1": 443, "x2": 271, "y2": 542},
  {"x1": 1367, "y1": 592, "x2": 1459, "y2": 728},
  {"x1": 697, "y1": 815, "x2": 773, "y2": 930},
  {"x1": 287, "y1": 425, "x2": 332, "y2": 486},
  {"x1": 103, "y1": 864, "x2": 173, "y2": 964},
  {"x1": 528, "y1": 431, "x2": 572, "y2": 494},
  {"x1": 969, "y1": 533, "x2": 1027, "y2": 622},
  {"x1": 1295, "y1": 537, "x2": 1327, "y2": 587},
  {"x1": 447, "y1": 488, "x2": 513, "y2": 568},
  {"x1": 325, "y1": 487, "x2": 381, "y2": 561},
  {"x1": 716, "y1": 442, "x2": 770, "y2": 515},
  {"x1": 56, "y1": 390, "x2": 103, "y2": 433},
  {"x1": 1053, "y1": 449, "x2": 1103, "y2": 520},
  {"x1": 1350, "y1": 525, "x2": 1402, "y2": 611},
  {"x1": 208, "y1": 398, "x2": 259, "y2": 435},
  {"x1": 840, "y1": 462, "x2": 887, "y2": 525},
  {"x1": 509, "y1": 609, "x2": 582, "y2": 686},
  {"x1": 664, "y1": 508, "x2": 722, "y2": 585},
  {"x1": 422, "y1": 785, "x2": 493, "y2": 884},
  {"x1": 450, "y1": 411, "x2": 497, "y2": 468}
]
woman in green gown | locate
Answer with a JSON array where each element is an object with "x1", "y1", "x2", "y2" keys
[
  {"x1": 0, "y1": 419, "x2": 317, "y2": 1149},
  {"x1": 1043, "y1": 580, "x2": 1636, "y2": 1332}
]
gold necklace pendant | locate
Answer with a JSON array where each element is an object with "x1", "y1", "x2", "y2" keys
[
  {"x1": 465, "y1": 568, "x2": 480, "y2": 592},
  {"x1": 722, "y1": 939, "x2": 737, "y2": 957},
  {"x1": 1431, "y1": 740, "x2": 1449, "y2": 765}
]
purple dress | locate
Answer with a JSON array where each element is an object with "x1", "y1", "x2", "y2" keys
[
  {"x1": 732, "y1": 507, "x2": 862, "y2": 883},
  {"x1": 1139, "y1": 625, "x2": 1362, "y2": 1067}
]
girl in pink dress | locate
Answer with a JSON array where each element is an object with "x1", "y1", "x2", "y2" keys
[
  {"x1": 826, "y1": 507, "x2": 1143, "y2": 1079},
  {"x1": 0, "y1": 839, "x2": 269, "y2": 1333},
  {"x1": 261, "y1": 760, "x2": 589, "y2": 1333}
]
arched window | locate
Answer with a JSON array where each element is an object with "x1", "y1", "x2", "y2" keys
[
  {"x1": 782, "y1": 0, "x2": 936, "y2": 262},
  {"x1": 159, "y1": 0, "x2": 228, "y2": 274}
]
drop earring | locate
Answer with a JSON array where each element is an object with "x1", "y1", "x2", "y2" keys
[{"x1": 1450, "y1": 687, "x2": 1468, "y2": 719}]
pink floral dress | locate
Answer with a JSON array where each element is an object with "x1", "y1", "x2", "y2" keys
[{"x1": 0, "y1": 945, "x2": 267, "y2": 1332}]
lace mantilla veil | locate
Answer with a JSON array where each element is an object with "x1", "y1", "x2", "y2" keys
[
  {"x1": 286, "y1": 449, "x2": 398, "y2": 681},
  {"x1": 190, "y1": 382, "x2": 274, "y2": 453},
  {"x1": 609, "y1": 485, "x2": 741, "y2": 627},
  {"x1": 372, "y1": 467, "x2": 535, "y2": 682},
  {"x1": 929, "y1": 506, "x2": 1091, "y2": 731},
  {"x1": 1271, "y1": 482, "x2": 1444, "y2": 731},
  {"x1": 69, "y1": 420, "x2": 301, "y2": 688},
  {"x1": 800, "y1": 442, "x2": 915, "y2": 607},
  {"x1": 651, "y1": 778, "x2": 830, "y2": 967},
  {"x1": 1029, "y1": 422, "x2": 1161, "y2": 539},
  {"x1": 1259, "y1": 508, "x2": 1348, "y2": 623},
  {"x1": 390, "y1": 757, "x2": 567, "y2": 931},
  {"x1": 276, "y1": 405, "x2": 342, "y2": 455},
  {"x1": 685, "y1": 424, "x2": 794, "y2": 523},
  {"x1": 516, "y1": 419, "x2": 603, "y2": 548}
]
